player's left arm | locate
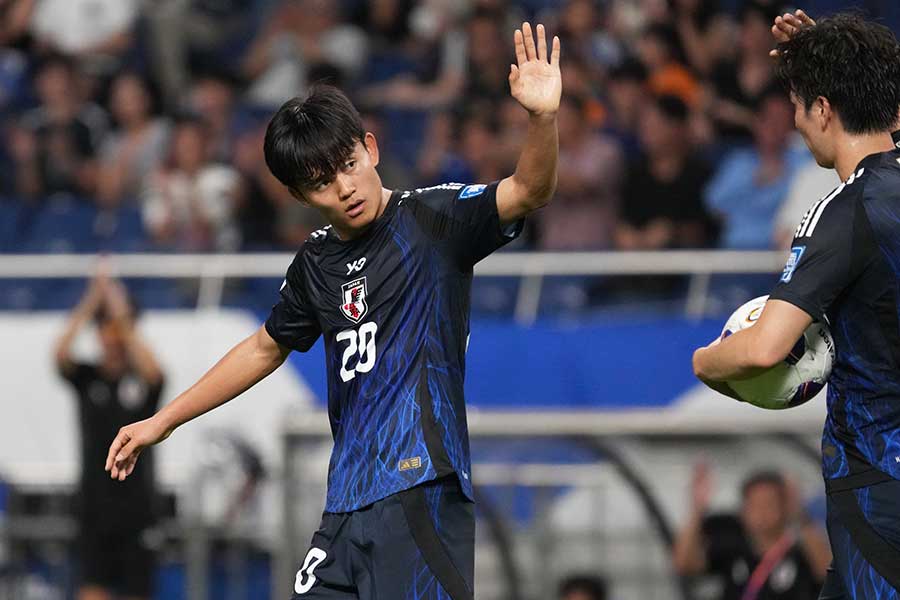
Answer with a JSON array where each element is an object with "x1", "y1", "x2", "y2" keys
[
  {"x1": 496, "y1": 22, "x2": 561, "y2": 226},
  {"x1": 692, "y1": 299, "x2": 812, "y2": 382}
]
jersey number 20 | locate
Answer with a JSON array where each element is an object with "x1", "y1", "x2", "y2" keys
[{"x1": 336, "y1": 322, "x2": 378, "y2": 382}]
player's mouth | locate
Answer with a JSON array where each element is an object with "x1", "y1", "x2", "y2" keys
[{"x1": 346, "y1": 198, "x2": 366, "y2": 218}]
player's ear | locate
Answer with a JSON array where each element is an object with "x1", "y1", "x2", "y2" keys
[
  {"x1": 363, "y1": 132, "x2": 380, "y2": 168},
  {"x1": 815, "y1": 96, "x2": 831, "y2": 131}
]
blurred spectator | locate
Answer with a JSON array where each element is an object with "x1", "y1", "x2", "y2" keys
[
  {"x1": 360, "y1": 0, "x2": 468, "y2": 110},
  {"x1": 29, "y1": 0, "x2": 138, "y2": 74},
  {"x1": 54, "y1": 266, "x2": 164, "y2": 600},
  {"x1": 704, "y1": 88, "x2": 806, "y2": 249},
  {"x1": 669, "y1": 0, "x2": 733, "y2": 76},
  {"x1": 705, "y1": 0, "x2": 780, "y2": 143},
  {"x1": 145, "y1": 0, "x2": 255, "y2": 110},
  {"x1": 616, "y1": 94, "x2": 712, "y2": 250},
  {"x1": 673, "y1": 465, "x2": 831, "y2": 600},
  {"x1": 242, "y1": 0, "x2": 367, "y2": 108},
  {"x1": 558, "y1": 0, "x2": 623, "y2": 78},
  {"x1": 559, "y1": 574, "x2": 608, "y2": 600},
  {"x1": 143, "y1": 116, "x2": 240, "y2": 252},
  {"x1": 772, "y1": 160, "x2": 841, "y2": 249},
  {"x1": 637, "y1": 23, "x2": 700, "y2": 107},
  {"x1": 185, "y1": 72, "x2": 239, "y2": 163},
  {"x1": 8, "y1": 54, "x2": 107, "y2": 201},
  {"x1": 97, "y1": 73, "x2": 171, "y2": 207},
  {"x1": 0, "y1": 0, "x2": 35, "y2": 47},
  {"x1": 537, "y1": 95, "x2": 623, "y2": 250},
  {"x1": 602, "y1": 58, "x2": 648, "y2": 160}
]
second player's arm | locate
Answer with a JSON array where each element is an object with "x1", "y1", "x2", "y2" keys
[
  {"x1": 496, "y1": 22, "x2": 561, "y2": 225},
  {"x1": 105, "y1": 325, "x2": 290, "y2": 480},
  {"x1": 692, "y1": 299, "x2": 812, "y2": 383}
]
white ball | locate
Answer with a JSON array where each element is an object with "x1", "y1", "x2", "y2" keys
[{"x1": 721, "y1": 295, "x2": 834, "y2": 409}]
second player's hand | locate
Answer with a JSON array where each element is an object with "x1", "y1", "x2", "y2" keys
[
  {"x1": 769, "y1": 10, "x2": 815, "y2": 57},
  {"x1": 105, "y1": 415, "x2": 172, "y2": 481},
  {"x1": 510, "y1": 22, "x2": 561, "y2": 117}
]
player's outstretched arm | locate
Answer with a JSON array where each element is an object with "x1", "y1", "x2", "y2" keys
[
  {"x1": 496, "y1": 22, "x2": 561, "y2": 226},
  {"x1": 692, "y1": 299, "x2": 811, "y2": 384},
  {"x1": 105, "y1": 325, "x2": 290, "y2": 480}
]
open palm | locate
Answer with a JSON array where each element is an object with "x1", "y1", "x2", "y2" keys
[{"x1": 510, "y1": 22, "x2": 561, "y2": 117}]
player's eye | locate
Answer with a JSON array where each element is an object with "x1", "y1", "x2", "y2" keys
[
  {"x1": 314, "y1": 180, "x2": 329, "y2": 191},
  {"x1": 344, "y1": 159, "x2": 356, "y2": 171}
]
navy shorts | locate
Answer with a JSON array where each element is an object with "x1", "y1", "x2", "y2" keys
[
  {"x1": 819, "y1": 477, "x2": 900, "y2": 599},
  {"x1": 291, "y1": 476, "x2": 475, "y2": 600}
]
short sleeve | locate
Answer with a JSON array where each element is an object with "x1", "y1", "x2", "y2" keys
[
  {"x1": 265, "y1": 256, "x2": 321, "y2": 352},
  {"x1": 408, "y1": 182, "x2": 523, "y2": 268},
  {"x1": 769, "y1": 184, "x2": 858, "y2": 322}
]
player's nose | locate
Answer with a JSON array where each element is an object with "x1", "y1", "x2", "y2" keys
[{"x1": 335, "y1": 173, "x2": 355, "y2": 200}]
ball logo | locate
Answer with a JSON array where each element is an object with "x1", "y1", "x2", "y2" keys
[{"x1": 745, "y1": 306, "x2": 764, "y2": 323}]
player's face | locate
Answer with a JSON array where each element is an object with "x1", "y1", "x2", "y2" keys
[
  {"x1": 297, "y1": 133, "x2": 385, "y2": 240},
  {"x1": 741, "y1": 483, "x2": 787, "y2": 539},
  {"x1": 791, "y1": 92, "x2": 836, "y2": 169},
  {"x1": 98, "y1": 320, "x2": 128, "y2": 369}
]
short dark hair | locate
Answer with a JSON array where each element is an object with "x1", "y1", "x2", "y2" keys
[
  {"x1": 775, "y1": 13, "x2": 900, "y2": 135},
  {"x1": 264, "y1": 86, "x2": 366, "y2": 192},
  {"x1": 653, "y1": 94, "x2": 689, "y2": 124},
  {"x1": 558, "y1": 575, "x2": 607, "y2": 600},
  {"x1": 741, "y1": 470, "x2": 785, "y2": 499}
]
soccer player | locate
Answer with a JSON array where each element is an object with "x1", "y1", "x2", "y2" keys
[
  {"x1": 692, "y1": 14, "x2": 900, "y2": 599},
  {"x1": 105, "y1": 22, "x2": 561, "y2": 600}
]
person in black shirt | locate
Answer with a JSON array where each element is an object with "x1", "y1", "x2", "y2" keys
[
  {"x1": 674, "y1": 466, "x2": 831, "y2": 600},
  {"x1": 55, "y1": 267, "x2": 164, "y2": 600}
]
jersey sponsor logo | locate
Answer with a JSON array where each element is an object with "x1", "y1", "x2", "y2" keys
[
  {"x1": 346, "y1": 257, "x2": 366, "y2": 275},
  {"x1": 340, "y1": 277, "x2": 368, "y2": 323},
  {"x1": 398, "y1": 456, "x2": 422, "y2": 472},
  {"x1": 458, "y1": 184, "x2": 487, "y2": 199},
  {"x1": 781, "y1": 246, "x2": 806, "y2": 283}
]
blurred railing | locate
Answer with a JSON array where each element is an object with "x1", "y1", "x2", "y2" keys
[{"x1": 0, "y1": 250, "x2": 787, "y2": 321}]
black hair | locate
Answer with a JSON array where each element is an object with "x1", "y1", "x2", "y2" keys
[
  {"x1": 775, "y1": 13, "x2": 900, "y2": 135},
  {"x1": 653, "y1": 94, "x2": 689, "y2": 123},
  {"x1": 264, "y1": 85, "x2": 366, "y2": 192},
  {"x1": 558, "y1": 575, "x2": 608, "y2": 600},
  {"x1": 35, "y1": 52, "x2": 76, "y2": 76},
  {"x1": 741, "y1": 470, "x2": 785, "y2": 499}
]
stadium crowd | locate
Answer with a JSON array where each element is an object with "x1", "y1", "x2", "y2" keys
[{"x1": 2, "y1": 0, "x2": 889, "y2": 256}]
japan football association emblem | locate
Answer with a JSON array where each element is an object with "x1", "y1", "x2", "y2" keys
[{"x1": 340, "y1": 277, "x2": 368, "y2": 323}]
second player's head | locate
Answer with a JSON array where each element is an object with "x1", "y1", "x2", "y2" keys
[
  {"x1": 264, "y1": 86, "x2": 385, "y2": 240},
  {"x1": 775, "y1": 13, "x2": 900, "y2": 169}
]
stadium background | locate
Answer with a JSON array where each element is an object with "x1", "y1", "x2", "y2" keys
[{"x1": 0, "y1": 0, "x2": 896, "y2": 599}]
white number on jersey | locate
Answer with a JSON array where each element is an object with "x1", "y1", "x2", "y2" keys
[{"x1": 336, "y1": 322, "x2": 378, "y2": 382}]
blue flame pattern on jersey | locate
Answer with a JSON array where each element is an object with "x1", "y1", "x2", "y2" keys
[{"x1": 266, "y1": 182, "x2": 520, "y2": 512}]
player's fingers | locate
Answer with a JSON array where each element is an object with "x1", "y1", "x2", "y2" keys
[
  {"x1": 522, "y1": 22, "x2": 536, "y2": 61},
  {"x1": 796, "y1": 9, "x2": 814, "y2": 26},
  {"x1": 509, "y1": 63, "x2": 519, "y2": 85},
  {"x1": 550, "y1": 35, "x2": 560, "y2": 67},
  {"x1": 105, "y1": 430, "x2": 128, "y2": 471},
  {"x1": 513, "y1": 29, "x2": 526, "y2": 66},
  {"x1": 536, "y1": 24, "x2": 547, "y2": 62}
]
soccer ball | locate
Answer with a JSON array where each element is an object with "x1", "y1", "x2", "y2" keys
[{"x1": 720, "y1": 295, "x2": 834, "y2": 409}]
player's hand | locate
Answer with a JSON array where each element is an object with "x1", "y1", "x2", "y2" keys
[
  {"x1": 769, "y1": 10, "x2": 815, "y2": 57},
  {"x1": 510, "y1": 22, "x2": 561, "y2": 117},
  {"x1": 105, "y1": 415, "x2": 172, "y2": 481}
]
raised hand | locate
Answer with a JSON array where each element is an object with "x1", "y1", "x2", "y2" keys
[
  {"x1": 769, "y1": 9, "x2": 816, "y2": 57},
  {"x1": 510, "y1": 22, "x2": 561, "y2": 117}
]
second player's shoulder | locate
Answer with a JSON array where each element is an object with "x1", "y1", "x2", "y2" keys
[{"x1": 792, "y1": 167, "x2": 866, "y2": 241}]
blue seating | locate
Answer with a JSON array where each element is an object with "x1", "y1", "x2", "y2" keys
[
  {"x1": 20, "y1": 197, "x2": 99, "y2": 253},
  {"x1": 0, "y1": 200, "x2": 23, "y2": 252}
]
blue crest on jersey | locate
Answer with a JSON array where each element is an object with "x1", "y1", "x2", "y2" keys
[
  {"x1": 458, "y1": 184, "x2": 486, "y2": 200},
  {"x1": 781, "y1": 246, "x2": 806, "y2": 283}
]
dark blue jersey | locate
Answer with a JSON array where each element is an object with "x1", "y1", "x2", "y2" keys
[
  {"x1": 770, "y1": 148, "x2": 900, "y2": 481},
  {"x1": 266, "y1": 182, "x2": 522, "y2": 512}
]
